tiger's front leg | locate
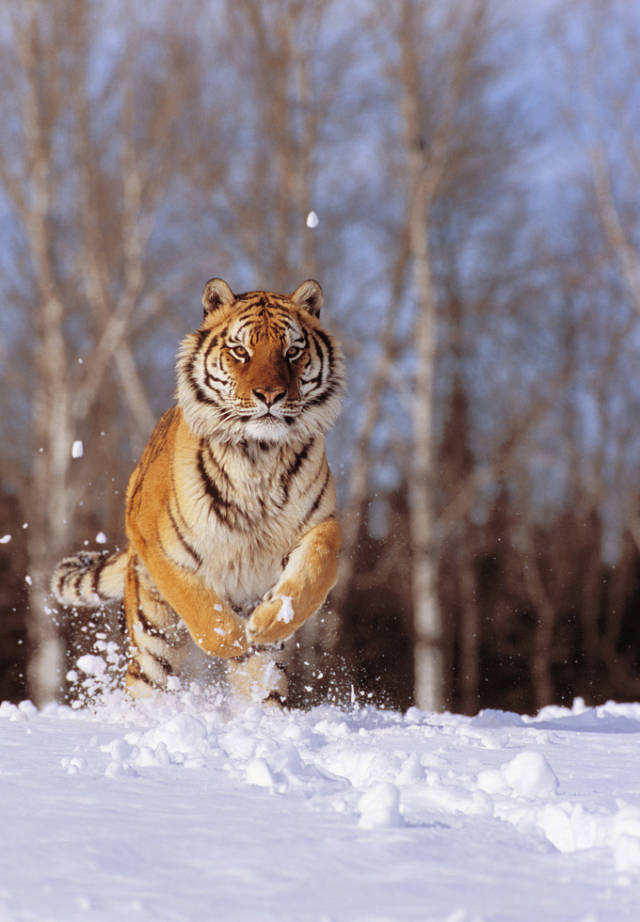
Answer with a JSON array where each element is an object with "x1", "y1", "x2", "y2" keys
[
  {"x1": 126, "y1": 510, "x2": 249, "y2": 662},
  {"x1": 125, "y1": 408, "x2": 250, "y2": 665},
  {"x1": 124, "y1": 553, "x2": 192, "y2": 696},
  {"x1": 246, "y1": 517, "x2": 341, "y2": 646}
]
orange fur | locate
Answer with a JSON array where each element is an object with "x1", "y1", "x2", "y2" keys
[
  {"x1": 125, "y1": 408, "x2": 250, "y2": 659},
  {"x1": 51, "y1": 279, "x2": 345, "y2": 704}
]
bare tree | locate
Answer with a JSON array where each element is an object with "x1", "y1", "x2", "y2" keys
[
  {"x1": 331, "y1": 229, "x2": 410, "y2": 626},
  {"x1": 186, "y1": 0, "x2": 333, "y2": 291},
  {"x1": 0, "y1": 0, "x2": 199, "y2": 703},
  {"x1": 545, "y1": 0, "x2": 640, "y2": 693},
  {"x1": 383, "y1": 0, "x2": 490, "y2": 710}
]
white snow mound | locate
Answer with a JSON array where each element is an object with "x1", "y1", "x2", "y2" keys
[{"x1": 1, "y1": 693, "x2": 640, "y2": 921}]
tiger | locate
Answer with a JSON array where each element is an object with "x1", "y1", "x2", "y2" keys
[{"x1": 51, "y1": 278, "x2": 345, "y2": 705}]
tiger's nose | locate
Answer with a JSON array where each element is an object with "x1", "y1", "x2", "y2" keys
[{"x1": 253, "y1": 386, "x2": 287, "y2": 407}]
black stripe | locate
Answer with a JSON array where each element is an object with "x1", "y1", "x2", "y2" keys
[
  {"x1": 127, "y1": 659, "x2": 155, "y2": 687},
  {"x1": 150, "y1": 650, "x2": 174, "y2": 675},
  {"x1": 232, "y1": 316, "x2": 259, "y2": 336},
  {"x1": 195, "y1": 328, "x2": 209, "y2": 348},
  {"x1": 139, "y1": 605, "x2": 185, "y2": 648},
  {"x1": 73, "y1": 571, "x2": 85, "y2": 597},
  {"x1": 167, "y1": 504, "x2": 202, "y2": 568},
  {"x1": 312, "y1": 326, "x2": 334, "y2": 365},
  {"x1": 92, "y1": 553, "x2": 110, "y2": 601},
  {"x1": 188, "y1": 329, "x2": 209, "y2": 362},
  {"x1": 197, "y1": 445, "x2": 249, "y2": 528},
  {"x1": 233, "y1": 307, "x2": 263, "y2": 326},
  {"x1": 279, "y1": 441, "x2": 312, "y2": 506},
  {"x1": 305, "y1": 379, "x2": 341, "y2": 409},
  {"x1": 303, "y1": 332, "x2": 324, "y2": 386},
  {"x1": 305, "y1": 369, "x2": 324, "y2": 387},
  {"x1": 197, "y1": 446, "x2": 227, "y2": 508},
  {"x1": 157, "y1": 529, "x2": 179, "y2": 569},
  {"x1": 301, "y1": 466, "x2": 331, "y2": 527},
  {"x1": 136, "y1": 607, "x2": 164, "y2": 640},
  {"x1": 134, "y1": 602, "x2": 184, "y2": 649},
  {"x1": 187, "y1": 368, "x2": 220, "y2": 407},
  {"x1": 203, "y1": 333, "x2": 219, "y2": 357},
  {"x1": 204, "y1": 371, "x2": 229, "y2": 388},
  {"x1": 198, "y1": 439, "x2": 264, "y2": 528},
  {"x1": 203, "y1": 442, "x2": 233, "y2": 490},
  {"x1": 169, "y1": 475, "x2": 191, "y2": 529},
  {"x1": 232, "y1": 302, "x2": 291, "y2": 331},
  {"x1": 203, "y1": 336, "x2": 229, "y2": 388},
  {"x1": 186, "y1": 337, "x2": 220, "y2": 407},
  {"x1": 56, "y1": 569, "x2": 68, "y2": 599}
]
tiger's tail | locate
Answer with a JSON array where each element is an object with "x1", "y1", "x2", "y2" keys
[{"x1": 50, "y1": 548, "x2": 127, "y2": 608}]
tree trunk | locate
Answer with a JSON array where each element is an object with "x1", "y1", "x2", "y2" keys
[
  {"x1": 458, "y1": 549, "x2": 480, "y2": 713},
  {"x1": 405, "y1": 151, "x2": 443, "y2": 710},
  {"x1": 395, "y1": 0, "x2": 487, "y2": 711},
  {"x1": 16, "y1": 2, "x2": 72, "y2": 703},
  {"x1": 331, "y1": 232, "x2": 409, "y2": 633},
  {"x1": 403, "y1": 103, "x2": 444, "y2": 711},
  {"x1": 407, "y1": 235, "x2": 443, "y2": 711},
  {"x1": 518, "y1": 529, "x2": 555, "y2": 710},
  {"x1": 27, "y1": 289, "x2": 73, "y2": 705}
]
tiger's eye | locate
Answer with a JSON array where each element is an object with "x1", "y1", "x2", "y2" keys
[
  {"x1": 230, "y1": 345, "x2": 249, "y2": 362},
  {"x1": 286, "y1": 345, "x2": 303, "y2": 361}
]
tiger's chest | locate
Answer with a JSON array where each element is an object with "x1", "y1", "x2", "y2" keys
[{"x1": 171, "y1": 436, "x2": 323, "y2": 607}]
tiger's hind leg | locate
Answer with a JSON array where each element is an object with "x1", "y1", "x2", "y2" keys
[
  {"x1": 124, "y1": 552, "x2": 190, "y2": 697},
  {"x1": 227, "y1": 648, "x2": 288, "y2": 706}
]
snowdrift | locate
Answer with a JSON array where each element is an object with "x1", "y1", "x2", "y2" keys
[{"x1": 2, "y1": 688, "x2": 640, "y2": 921}]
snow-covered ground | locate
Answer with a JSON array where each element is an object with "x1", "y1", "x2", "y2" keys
[{"x1": 2, "y1": 684, "x2": 640, "y2": 922}]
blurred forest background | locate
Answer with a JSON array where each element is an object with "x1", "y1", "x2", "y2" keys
[{"x1": 2, "y1": 0, "x2": 640, "y2": 715}]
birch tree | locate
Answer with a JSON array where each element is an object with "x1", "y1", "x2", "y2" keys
[
  {"x1": 188, "y1": 0, "x2": 334, "y2": 291},
  {"x1": 387, "y1": 0, "x2": 489, "y2": 710},
  {"x1": 0, "y1": 0, "x2": 199, "y2": 704}
]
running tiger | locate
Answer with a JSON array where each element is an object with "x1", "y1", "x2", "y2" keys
[{"x1": 51, "y1": 278, "x2": 345, "y2": 704}]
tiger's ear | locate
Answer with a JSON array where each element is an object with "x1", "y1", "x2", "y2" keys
[
  {"x1": 291, "y1": 279, "x2": 323, "y2": 318},
  {"x1": 202, "y1": 278, "x2": 235, "y2": 316}
]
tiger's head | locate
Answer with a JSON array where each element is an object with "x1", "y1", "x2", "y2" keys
[{"x1": 177, "y1": 278, "x2": 345, "y2": 445}]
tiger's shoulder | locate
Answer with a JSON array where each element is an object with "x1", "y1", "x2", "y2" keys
[{"x1": 126, "y1": 408, "x2": 181, "y2": 510}]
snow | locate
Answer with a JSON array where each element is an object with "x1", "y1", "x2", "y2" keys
[
  {"x1": 0, "y1": 534, "x2": 11, "y2": 543},
  {"x1": 2, "y1": 688, "x2": 640, "y2": 921},
  {"x1": 76, "y1": 654, "x2": 108, "y2": 677},
  {"x1": 358, "y1": 782, "x2": 403, "y2": 830},
  {"x1": 71, "y1": 440, "x2": 84, "y2": 459},
  {"x1": 277, "y1": 594, "x2": 295, "y2": 624}
]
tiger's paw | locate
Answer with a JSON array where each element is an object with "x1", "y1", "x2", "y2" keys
[
  {"x1": 200, "y1": 609, "x2": 249, "y2": 658},
  {"x1": 246, "y1": 594, "x2": 297, "y2": 645}
]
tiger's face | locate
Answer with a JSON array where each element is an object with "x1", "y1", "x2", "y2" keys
[{"x1": 177, "y1": 279, "x2": 345, "y2": 445}]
